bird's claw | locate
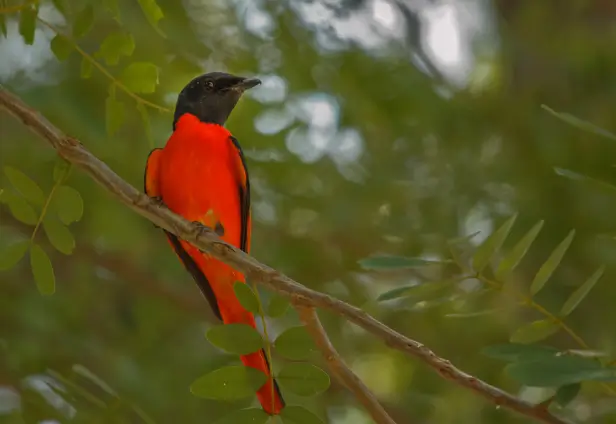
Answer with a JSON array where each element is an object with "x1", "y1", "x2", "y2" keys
[
  {"x1": 149, "y1": 196, "x2": 167, "y2": 229},
  {"x1": 192, "y1": 220, "x2": 225, "y2": 237}
]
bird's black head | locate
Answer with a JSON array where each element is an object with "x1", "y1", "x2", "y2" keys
[{"x1": 173, "y1": 72, "x2": 261, "y2": 129}]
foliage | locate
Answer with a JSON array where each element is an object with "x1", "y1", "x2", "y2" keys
[{"x1": 2, "y1": 1, "x2": 616, "y2": 423}]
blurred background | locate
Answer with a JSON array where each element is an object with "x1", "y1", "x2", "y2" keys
[{"x1": 2, "y1": 0, "x2": 616, "y2": 423}]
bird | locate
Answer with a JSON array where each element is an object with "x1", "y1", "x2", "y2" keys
[{"x1": 143, "y1": 72, "x2": 285, "y2": 415}]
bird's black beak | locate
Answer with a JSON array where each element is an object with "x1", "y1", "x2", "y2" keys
[{"x1": 231, "y1": 77, "x2": 261, "y2": 92}]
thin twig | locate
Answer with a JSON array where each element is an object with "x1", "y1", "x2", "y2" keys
[
  {"x1": 297, "y1": 306, "x2": 398, "y2": 424},
  {"x1": 36, "y1": 18, "x2": 171, "y2": 114},
  {"x1": 0, "y1": 85, "x2": 573, "y2": 424}
]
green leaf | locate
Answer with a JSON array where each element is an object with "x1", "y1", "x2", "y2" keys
[
  {"x1": 472, "y1": 214, "x2": 518, "y2": 273},
  {"x1": 554, "y1": 167, "x2": 616, "y2": 194},
  {"x1": 559, "y1": 266, "x2": 604, "y2": 316},
  {"x1": 505, "y1": 355, "x2": 616, "y2": 387},
  {"x1": 277, "y1": 363, "x2": 330, "y2": 396},
  {"x1": 30, "y1": 244, "x2": 55, "y2": 295},
  {"x1": 105, "y1": 85, "x2": 125, "y2": 136},
  {"x1": 50, "y1": 35, "x2": 72, "y2": 61},
  {"x1": 267, "y1": 294, "x2": 290, "y2": 317},
  {"x1": 121, "y1": 62, "x2": 159, "y2": 94},
  {"x1": 212, "y1": 408, "x2": 270, "y2": 424},
  {"x1": 96, "y1": 32, "x2": 135, "y2": 66},
  {"x1": 53, "y1": 186, "x2": 84, "y2": 225},
  {"x1": 530, "y1": 229, "x2": 575, "y2": 296},
  {"x1": 19, "y1": 6, "x2": 37, "y2": 45},
  {"x1": 0, "y1": 240, "x2": 30, "y2": 270},
  {"x1": 0, "y1": 11, "x2": 7, "y2": 38},
  {"x1": 542, "y1": 105, "x2": 616, "y2": 142},
  {"x1": 358, "y1": 255, "x2": 447, "y2": 270},
  {"x1": 274, "y1": 326, "x2": 317, "y2": 360},
  {"x1": 233, "y1": 282, "x2": 260, "y2": 314},
  {"x1": 5, "y1": 192, "x2": 38, "y2": 225},
  {"x1": 206, "y1": 324, "x2": 263, "y2": 355},
  {"x1": 80, "y1": 57, "x2": 93, "y2": 79},
  {"x1": 481, "y1": 343, "x2": 559, "y2": 362},
  {"x1": 496, "y1": 220, "x2": 544, "y2": 280},
  {"x1": 136, "y1": 103, "x2": 152, "y2": 148},
  {"x1": 190, "y1": 366, "x2": 267, "y2": 401},
  {"x1": 377, "y1": 280, "x2": 455, "y2": 302},
  {"x1": 51, "y1": 0, "x2": 68, "y2": 15},
  {"x1": 4, "y1": 166, "x2": 45, "y2": 205},
  {"x1": 73, "y1": 4, "x2": 94, "y2": 38},
  {"x1": 510, "y1": 319, "x2": 560, "y2": 344},
  {"x1": 137, "y1": 0, "x2": 166, "y2": 37},
  {"x1": 279, "y1": 406, "x2": 324, "y2": 424},
  {"x1": 52, "y1": 158, "x2": 71, "y2": 183},
  {"x1": 43, "y1": 216, "x2": 75, "y2": 255},
  {"x1": 555, "y1": 383, "x2": 581, "y2": 407}
]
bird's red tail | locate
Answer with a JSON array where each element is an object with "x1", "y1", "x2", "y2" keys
[{"x1": 240, "y1": 348, "x2": 285, "y2": 415}]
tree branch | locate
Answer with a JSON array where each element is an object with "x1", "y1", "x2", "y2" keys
[
  {"x1": 0, "y1": 85, "x2": 572, "y2": 424},
  {"x1": 297, "y1": 306, "x2": 398, "y2": 424}
]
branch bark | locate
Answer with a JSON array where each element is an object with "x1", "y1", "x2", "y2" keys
[
  {"x1": 0, "y1": 85, "x2": 572, "y2": 424},
  {"x1": 297, "y1": 306, "x2": 398, "y2": 424}
]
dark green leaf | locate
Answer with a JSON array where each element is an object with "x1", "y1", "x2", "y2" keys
[
  {"x1": 481, "y1": 343, "x2": 559, "y2": 362},
  {"x1": 266, "y1": 294, "x2": 290, "y2": 317},
  {"x1": 358, "y1": 255, "x2": 447, "y2": 270},
  {"x1": 274, "y1": 326, "x2": 317, "y2": 360},
  {"x1": 50, "y1": 35, "x2": 72, "y2": 61},
  {"x1": 73, "y1": 4, "x2": 94, "y2": 38},
  {"x1": 447, "y1": 231, "x2": 481, "y2": 246},
  {"x1": 30, "y1": 244, "x2": 55, "y2": 295},
  {"x1": 377, "y1": 280, "x2": 455, "y2": 302},
  {"x1": 279, "y1": 406, "x2": 324, "y2": 424},
  {"x1": 496, "y1": 220, "x2": 544, "y2": 280},
  {"x1": 18, "y1": 6, "x2": 37, "y2": 45},
  {"x1": 554, "y1": 168, "x2": 616, "y2": 194},
  {"x1": 510, "y1": 319, "x2": 560, "y2": 344},
  {"x1": 277, "y1": 363, "x2": 330, "y2": 396},
  {"x1": 530, "y1": 229, "x2": 575, "y2": 296},
  {"x1": 472, "y1": 214, "x2": 517, "y2": 273},
  {"x1": 5, "y1": 191, "x2": 38, "y2": 225},
  {"x1": 52, "y1": 158, "x2": 71, "y2": 183},
  {"x1": 233, "y1": 282, "x2": 261, "y2": 314},
  {"x1": 43, "y1": 216, "x2": 75, "y2": 255},
  {"x1": 555, "y1": 383, "x2": 581, "y2": 407},
  {"x1": 505, "y1": 355, "x2": 616, "y2": 387},
  {"x1": 136, "y1": 103, "x2": 152, "y2": 148},
  {"x1": 53, "y1": 186, "x2": 84, "y2": 224},
  {"x1": 137, "y1": 0, "x2": 166, "y2": 37},
  {"x1": 559, "y1": 266, "x2": 604, "y2": 316},
  {"x1": 0, "y1": 240, "x2": 30, "y2": 270},
  {"x1": 80, "y1": 57, "x2": 93, "y2": 79},
  {"x1": 542, "y1": 105, "x2": 616, "y2": 141},
  {"x1": 121, "y1": 62, "x2": 159, "y2": 94},
  {"x1": 190, "y1": 366, "x2": 267, "y2": 401},
  {"x1": 0, "y1": 12, "x2": 6, "y2": 38},
  {"x1": 51, "y1": 0, "x2": 68, "y2": 15},
  {"x1": 96, "y1": 32, "x2": 135, "y2": 66},
  {"x1": 206, "y1": 324, "x2": 263, "y2": 355},
  {"x1": 212, "y1": 408, "x2": 270, "y2": 424},
  {"x1": 4, "y1": 166, "x2": 45, "y2": 204},
  {"x1": 377, "y1": 285, "x2": 415, "y2": 301}
]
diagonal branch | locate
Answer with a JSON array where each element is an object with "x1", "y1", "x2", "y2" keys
[
  {"x1": 0, "y1": 85, "x2": 572, "y2": 424},
  {"x1": 297, "y1": 306, "x2": 398, "y2": 424}
]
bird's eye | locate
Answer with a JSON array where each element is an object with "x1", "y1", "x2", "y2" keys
[{"x1": 205, "y1": 81, "x2": 214, "y2": 90}]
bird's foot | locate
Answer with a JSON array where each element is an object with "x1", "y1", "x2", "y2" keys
[{"x1": 149, "y1": 196, "x2": 167, "y2": 229}]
